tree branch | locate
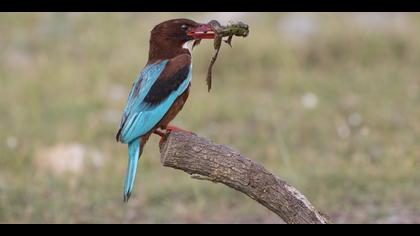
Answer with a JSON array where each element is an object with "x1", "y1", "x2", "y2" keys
[{"x1": 159, "y1": 130, "x2": 332, "y2": 224}]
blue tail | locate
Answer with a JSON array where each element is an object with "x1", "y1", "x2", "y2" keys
[{"x1": 123, "y1": 139, "x2": 141, "y2": 202}]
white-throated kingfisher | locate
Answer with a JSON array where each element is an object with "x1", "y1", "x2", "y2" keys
[{"x1": 116, "y1": 19, "x2": 215, "y2": 202}]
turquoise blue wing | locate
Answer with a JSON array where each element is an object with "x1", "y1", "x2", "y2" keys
[{"x1": 117, "y1": 59, "x2": 192, "y2": 144}]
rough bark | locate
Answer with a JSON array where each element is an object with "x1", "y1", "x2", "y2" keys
[{"x1": 159, "y1": 130, "x2": 332, "y2": 224}]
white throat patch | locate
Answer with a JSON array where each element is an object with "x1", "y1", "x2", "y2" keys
[{"x1": 182, "y1": 40, "x2": 195, "y2": 54}]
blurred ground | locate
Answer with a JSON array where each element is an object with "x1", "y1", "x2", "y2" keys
[{"x1": 0, "y1": 12, "x2": 419, "y2": 223}]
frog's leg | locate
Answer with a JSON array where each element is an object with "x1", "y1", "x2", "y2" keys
[{"x1": 224, "y1": 35, "x2": 233, "y2": 47}]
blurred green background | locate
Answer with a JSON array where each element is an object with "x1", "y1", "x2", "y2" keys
[{"x1": 0, "y1": 13, "x2": 419, "y2": 223}]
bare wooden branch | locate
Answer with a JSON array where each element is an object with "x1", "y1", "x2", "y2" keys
[{"x1": 159, "y1": 130, "x2": 332, "y2": 224}]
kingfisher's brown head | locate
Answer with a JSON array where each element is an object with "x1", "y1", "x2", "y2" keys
[{"x1": 148, "y1": 18, "x2": 215, "y2": 63}]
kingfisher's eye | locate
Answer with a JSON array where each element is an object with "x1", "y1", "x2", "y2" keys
[{"x1": 181, "y1": 24, "x2": 188, "y2": 31}]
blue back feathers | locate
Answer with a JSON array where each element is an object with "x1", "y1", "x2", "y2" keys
[{"x1": 118, "y1": 60, "x2": 192, "y2": 144}]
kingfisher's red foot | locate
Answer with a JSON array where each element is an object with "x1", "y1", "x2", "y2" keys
[
  {"x1": 153, "y1": 129, "x2": 167, "y2": 146},
  {"x1": 153, "y1": 129, "x2": 165, "y2": 137},
  {"x1": 165, "y1": 125, "x2": 194, "y2": 135},
  {"x1": 165, "y1": 125, "x2": 186, "y2": 132},
  {"x1": 156, "y1": 126, "x2": 195, "y2": 146}
]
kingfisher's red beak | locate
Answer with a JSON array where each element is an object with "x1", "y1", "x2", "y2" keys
[{"x1": 187, "y1": 24, "x2": 215, "y2": 39}]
